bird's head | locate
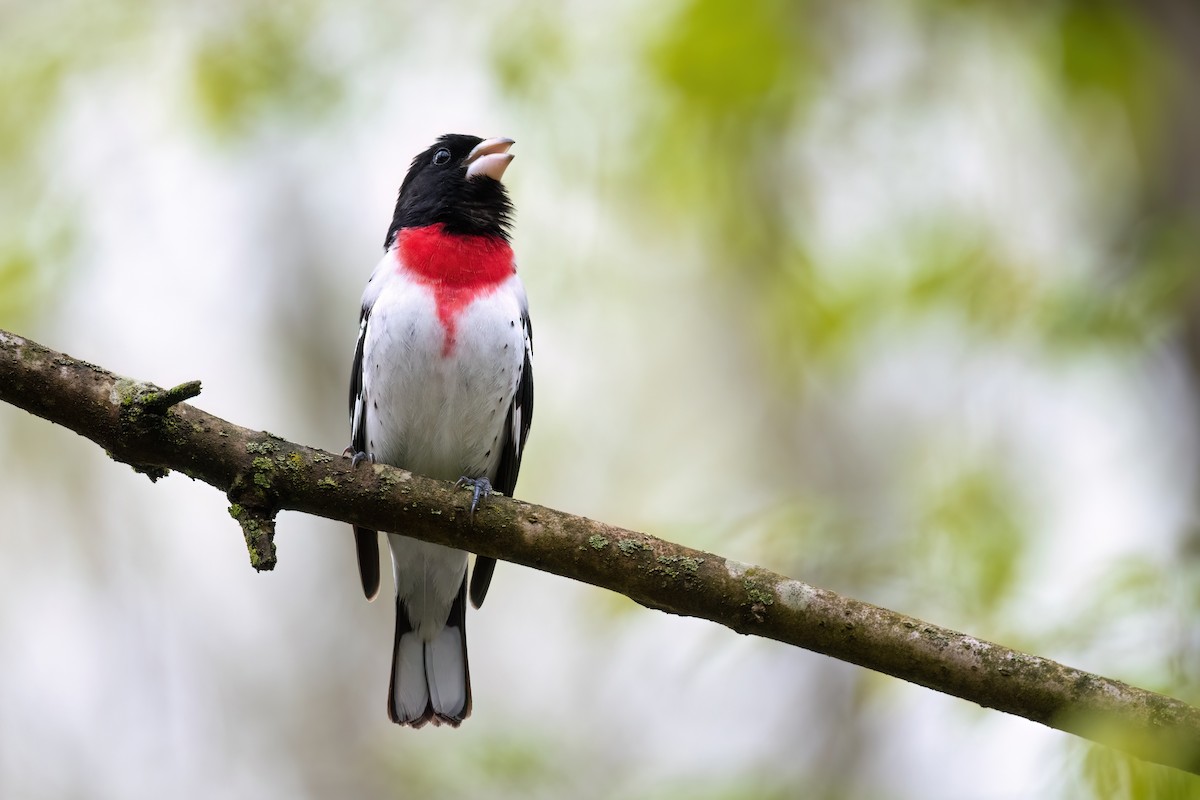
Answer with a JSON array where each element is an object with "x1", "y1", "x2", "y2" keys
[{"x1": 385, "y1": 134, "x2": 515, "y2": 249}]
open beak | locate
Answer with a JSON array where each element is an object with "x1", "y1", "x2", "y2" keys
[{"x1": 465, "y1": 137, "x2": 515, "y2": 181}]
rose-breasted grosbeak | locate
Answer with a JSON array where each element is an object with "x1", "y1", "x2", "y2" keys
[{"x1": 347, "y1": 134, "x2": 533, "y2": 727}]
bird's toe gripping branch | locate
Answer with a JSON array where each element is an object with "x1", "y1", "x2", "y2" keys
[
  {"x1": 455, "y1": 476, "x2": 493, "y2": 516},
  {"x1": 342, "y1": 447, "x2": 375, "y2": 468}
]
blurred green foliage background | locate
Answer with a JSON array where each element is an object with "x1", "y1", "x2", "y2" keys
[{"x1": 1, "y1": 0, "x2": 1198, "y2": 798}]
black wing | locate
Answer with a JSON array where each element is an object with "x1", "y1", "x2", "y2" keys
[
  {"x1": 349, "y1": 308, "x2": 381, "y2": 601},
  {"x1": 469, "y1": 310, "x2": 534, "y2": 608}
]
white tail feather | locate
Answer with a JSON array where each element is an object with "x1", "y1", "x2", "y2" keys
[
  {"x1": 392, "y1": 632, "x2": 429, "y2": 724},
  {"x1": 426, "y1": 625, "x2": 467, "y2": 719},
  {"x1": 392, "y1": 627, "x2": 468, "y2": 725}
]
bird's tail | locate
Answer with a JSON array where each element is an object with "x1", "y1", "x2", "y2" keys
[
  {"x1": 353, "y1": 525, "x2": 381, "y2": 601},
  {"x1": 388, "y1": 579, "x2": 471, "y2": 727}
]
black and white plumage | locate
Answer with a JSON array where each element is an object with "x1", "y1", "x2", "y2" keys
[{"x1": 348, "y1": 134, "x2": 533, "y2": 727}]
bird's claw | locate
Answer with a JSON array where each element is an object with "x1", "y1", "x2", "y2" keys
[
  {"x1": 343, "y1": 447, "x2": 375, "y2": 468},
  {"x1": 455, "y1": 476, "x2": 492, "y2": 516}
]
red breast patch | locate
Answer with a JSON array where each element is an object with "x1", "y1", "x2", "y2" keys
[{"x1": 396, "y1": 224, "x2": 515, "y2": 356}]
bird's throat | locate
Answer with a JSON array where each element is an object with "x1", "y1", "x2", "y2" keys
[{"x1": 396, "y1": 224, "x2": 516, "y2": 357}]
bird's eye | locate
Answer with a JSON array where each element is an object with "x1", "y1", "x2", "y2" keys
[{"x1": 432, "y1": 148, "x2": 451, "y2": 166}]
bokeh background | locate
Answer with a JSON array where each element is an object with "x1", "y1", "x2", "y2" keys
[{"x1": 2, "y1": 1, "x2": 1199, "y2": 797}]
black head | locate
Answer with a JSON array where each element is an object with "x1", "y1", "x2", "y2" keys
[{"x1": 384, "y1": 134, "x2": 515, "y2": 249}]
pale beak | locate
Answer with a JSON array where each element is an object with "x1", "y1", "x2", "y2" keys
[{"x1": 465, "y1": 137, "x2": 515, "y2": 181}]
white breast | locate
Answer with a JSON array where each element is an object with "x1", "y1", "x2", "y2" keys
[{"x1": 360, "y1": 267, "x2": 527, "y2": 483}]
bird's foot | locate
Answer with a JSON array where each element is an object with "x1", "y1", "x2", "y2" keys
[
  {"x1": 455, "y1": 476, "x2": 493, "y2": 516},
  {"x1": 342, "y1": 447, "x2": 375, "y2": 468}
]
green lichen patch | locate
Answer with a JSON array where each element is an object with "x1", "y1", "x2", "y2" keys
[
  {"x1": 250, "y1": 456, "x2": 276, "y2": 489},
  {"x1": 274, "y1": 451, "x2": 304, "y2": 472},
  {"x1": 312, "y1": 452, "x2": 334, "y2": 463},
  {"x1": 588, "y1": 535, "x2": 610, "y2": 551},
  {"x1": 246, "y1": 440, "x2": 278, "y2": 455},
  {"x1": 653, "y1": 554, "x2": 705, "y2": 580},
  {"x1": 744, "y1": 576, "x2": 776, "y2": 607},
  {"x1": 376, "y1": 469, "x2": 412, "y2": 497},
  {"x1": 113, "y1": 378, "x2": 143, "y2": 408},
  {"x1": 742, "y1": 574, "x2": 777, "y2": 623},
  {"x1": 318, "y1": 477, "x2": 339, "y2": 490},
  {"x1": 161, "y1": 413, "x2": 187, "y2": 444},
  {"x1": 617, "y1": 538, "x2": 652, "y2": 556},
  {"x1": 654, "y1": 557, "x2": 679, "y2": 579},
  {"x1": 228, "y1": 502, "x2": 276, "y2": 571},
  {"x1": 113, "y1": 379, "x2": 160, "y2": 428}
]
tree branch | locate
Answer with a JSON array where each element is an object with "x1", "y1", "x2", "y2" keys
[{"x1": 1, "y1": 327, "x2": 1197, "y2": 774}]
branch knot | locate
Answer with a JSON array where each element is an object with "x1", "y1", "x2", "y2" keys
[
  {"x1": 112, "y1": 379, "x2": 203, "y2": 481},
  {"x1": 227, "y1": 499, "x2": 277, "y2": 571}
]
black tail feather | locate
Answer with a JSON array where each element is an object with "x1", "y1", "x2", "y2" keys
[
  {"x1": 469, "y1": 557, "x2": 496, "y2": 609},
  {"x1": 354, "y1": 526, "x2": 381, "y2": 600}
]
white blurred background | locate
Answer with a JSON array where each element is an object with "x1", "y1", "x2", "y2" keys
[{"x1": 1, "y1": 1, "x2": 1198, "y2": 798}]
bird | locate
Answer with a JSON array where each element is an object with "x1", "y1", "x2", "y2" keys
[{"x1": 346, "y1": 134, "x2": 533, "y2": 727}]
